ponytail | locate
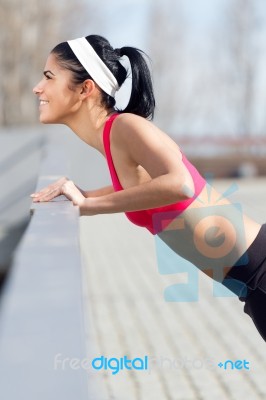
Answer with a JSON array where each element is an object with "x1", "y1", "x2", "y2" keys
[{"x1": 119, "y1": 47, "x2": 155, "y2": 120}]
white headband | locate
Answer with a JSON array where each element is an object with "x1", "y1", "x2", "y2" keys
[{"x1": 67, "y1": 37, "x2": 119, "y2": 97}]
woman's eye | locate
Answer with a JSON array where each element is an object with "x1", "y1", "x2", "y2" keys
[{"x1": 43, "y1": 72, "x2": 52, "y2": 80}]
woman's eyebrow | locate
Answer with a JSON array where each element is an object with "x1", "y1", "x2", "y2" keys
[{"x1": 43, "y1": 70, "x2": 56, "y2": 77}]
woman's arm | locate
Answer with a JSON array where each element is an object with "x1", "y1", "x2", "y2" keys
[
  {"x1": 32, "y1": 114, "x2": 195, "y2": 213},
  {"x1": 79, "y1": 174, "x2": 193, "y2": 216},
  {"x1": 82, "y1": 185, "x2": 114, "y2": 198},
  {"x1": 70, "y1": 114, "x2": 195, "y2": 215}
]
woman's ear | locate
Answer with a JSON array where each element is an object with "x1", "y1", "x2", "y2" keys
[{"x1": 80, "y1": 79, "x2": 95, "y2": 98}]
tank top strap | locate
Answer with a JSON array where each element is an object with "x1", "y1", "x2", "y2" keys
[{"x1": 102, "y1": 113, "x2": 123, "y2": 190}]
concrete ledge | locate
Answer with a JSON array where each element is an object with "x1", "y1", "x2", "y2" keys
[
  {"x1": 0, "y1": 131, "x2": 44, "y2": 275},
  {"x1": 0, "y1": 133, "x2": 92, "y2": 399}
]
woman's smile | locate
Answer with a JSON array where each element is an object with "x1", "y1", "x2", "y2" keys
[{"x1": 39, "y1": 100, "x2": 49, "y2": 107}]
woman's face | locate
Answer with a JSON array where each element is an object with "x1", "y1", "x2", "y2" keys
[{"x1": 33, "y1": 53, "x2": 82, "y2": 124}]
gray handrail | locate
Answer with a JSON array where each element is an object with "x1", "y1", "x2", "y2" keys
[
  {"x1": 0, "y1": 136, "x2": 44, "y2": 176},
  {"x1": 0, "y1": 136, "x2": 92, "y2": 399},
  {"x1": 0, "y1": 133, "x2": 45, "y2": 224},
  {"x1": 0, "y1": 176, "x2": 38, "y2": 215}
]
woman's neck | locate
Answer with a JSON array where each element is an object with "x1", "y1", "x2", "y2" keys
[{"x1": 65, "y1": 105, "x2": 115, "y2": 155}]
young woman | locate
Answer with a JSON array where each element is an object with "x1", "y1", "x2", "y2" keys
[{"x1": 32, "y1": 35, "x2": 266, "y2": 341}]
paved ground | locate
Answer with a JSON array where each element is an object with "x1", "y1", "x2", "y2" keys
[{"x1": 80, "y1": 178, "x2": 266, "y2": 400}]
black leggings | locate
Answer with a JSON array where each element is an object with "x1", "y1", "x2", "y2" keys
[{"x1": 223, "y1": 223, "x2": 266, "y2": 341}]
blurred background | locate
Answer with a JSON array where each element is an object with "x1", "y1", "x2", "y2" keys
[{"x1": 0, "y1": 0, "x2": 266, "y2": 288}]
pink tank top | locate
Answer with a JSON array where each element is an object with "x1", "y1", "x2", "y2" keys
[{"x1": 103, "y1": 114, "x2": 206, "y2": 234}]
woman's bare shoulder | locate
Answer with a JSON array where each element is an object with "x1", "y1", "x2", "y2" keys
[
  {"x1": 114, "y1": 112, "x2": 153, "y2": 128},
  {"x1": 113, "y1": 113, "x2": 180, "y2": 153},
  {"x1": 112, "y1": 112, "x2": 164, "y2": 142},
  {"x1": 111, "y1": 113, "x2": 183, "y2": 168}
]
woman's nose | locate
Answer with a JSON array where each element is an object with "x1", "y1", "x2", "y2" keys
[{"x1": 33, "y1": 82, "x2": 43, "y2": 95}]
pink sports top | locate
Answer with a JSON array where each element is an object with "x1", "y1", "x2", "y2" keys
[{"x1": 103, "y1": 114, "x2": 206, "y2": 234}]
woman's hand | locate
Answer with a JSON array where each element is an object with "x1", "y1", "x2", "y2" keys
[
  {"x1": 61, "y1": 180, "x2": 85, "y2": 207},
  {"x1": 30, "y1": 177, "x2": 84, "y2": 206},
  {"x1": 31, "y1": 177, "x2": 70, "y2": 202},
  {"x1": 31, "y1": 177, "x2": 69, "y2": 202}
]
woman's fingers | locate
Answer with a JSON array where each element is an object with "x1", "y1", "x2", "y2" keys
[
  {"x1": 31, "y1": 186, "x2": 62, "y2": 202},
  {"x1": 30, "y1": 177, "x2": 69, "y2": 202},
  {"x1": 31, "y1": 186, "x2": 61, "y2": 202},
  {"x1": 30, "y1": 180, "x2": 85, "y2": 207}
]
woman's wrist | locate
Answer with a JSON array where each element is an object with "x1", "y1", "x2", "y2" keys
[
  {"x1": 79, "y1": 197, "x2": 98, "y2": 216},
  {"x1": 79, "y1": 195, "x2": 116, "y2": 216}
]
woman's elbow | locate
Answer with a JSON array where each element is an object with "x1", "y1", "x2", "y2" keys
[
  {"x1": 161, "y1": 173, "x2": 195, "y2": 203},
  {"x1": 176, "y1": 176, "x2": 195, "y2": 200}
]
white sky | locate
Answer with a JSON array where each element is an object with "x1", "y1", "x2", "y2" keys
[
  {"x1": 97, "y1": 0, "x2": 227, "y2": 48},
  {"x1": 80, "y1": 0, "x2": 266, "y2": 136}
]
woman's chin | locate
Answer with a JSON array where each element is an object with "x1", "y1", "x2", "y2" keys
[{"x1": 39, "y1": 114, "x2": 57, "y2": 124}]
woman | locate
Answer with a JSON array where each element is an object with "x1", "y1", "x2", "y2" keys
[{"x1": 32, "y1": 35, "x2": 266, "y2": 341}]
